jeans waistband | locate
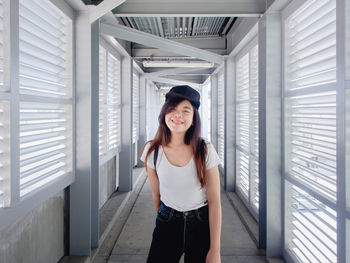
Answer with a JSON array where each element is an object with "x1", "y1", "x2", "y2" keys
[{"x1": 160, "y1": 201, "x2": 208, "y2": 217}]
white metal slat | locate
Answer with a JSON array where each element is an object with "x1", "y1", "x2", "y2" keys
[{"x1": 18, "y1": 0, "x2": 72, "y2": 198}]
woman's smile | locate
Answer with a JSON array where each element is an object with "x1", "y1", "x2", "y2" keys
[{"x1": 171, "y1": 119, "x2": 184, "y2": 125}]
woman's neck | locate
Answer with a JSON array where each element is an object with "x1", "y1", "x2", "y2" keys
[{"x1": 168, "y1": 132, "x2": 186, "y2": 147}]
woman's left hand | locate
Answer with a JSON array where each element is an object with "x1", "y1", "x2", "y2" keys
[{"x1": 206, "y1": 248, "x2": 221, "y2": 263}]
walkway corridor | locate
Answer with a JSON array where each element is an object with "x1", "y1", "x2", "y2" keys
[{"x1": 97, "y1": 169, "x2": 267, "y2": 263}]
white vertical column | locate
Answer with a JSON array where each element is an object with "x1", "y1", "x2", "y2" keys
[
  {"x1": 8, "y1": 0, "x2": 20, "y2": 205},
  {"x1": 119, "y1": 57, "x2": 133, "y2": 191},
  {"x1": 225, "y1": 57, "x2": 236, "y2": 191},
  {"x1": 345, "y1": 1, "x2": 350, "y2": 262},
  {"x1": 90, "y1": 20, "x2": 100, "y2": 248},
  {"x1": 138, "y1": 75, "x2": 146, "y2": 166},
  {"x1": 70, "y1": 13, "x2": 99, "y2": 255},
  {"x1": 202, "y1": 83, "x2": 209, "y2": 140},
  {"x1": 210, "y1": 75, "x2": 218, "y2": 150},
  {"x1": 258, "y1": 13, "x2": 282, "y2": 256},
  {"x1": 336, "y1": 0, "x2": 347, "y2": 262}
]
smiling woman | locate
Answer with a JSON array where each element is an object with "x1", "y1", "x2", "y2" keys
[{"x1": 140, "y1": 85, "x2": 222, "y2": 263}]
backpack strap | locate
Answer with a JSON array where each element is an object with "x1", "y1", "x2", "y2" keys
[{"x1": 153, "y1": 146, "x2": 159, "y2": 171}]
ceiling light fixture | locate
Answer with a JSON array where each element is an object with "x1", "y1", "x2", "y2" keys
[{"x1": 142, "y1": 60, "x2": 214, "y2": 68}]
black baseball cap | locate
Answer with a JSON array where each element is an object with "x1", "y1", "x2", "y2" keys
[{"x1": 165, "y1": 85, "x2": 200, "y2": 109}]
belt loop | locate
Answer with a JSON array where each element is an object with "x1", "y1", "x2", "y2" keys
[{"x1": 195, "y1": 209, "x2": 199, "y2": 218}]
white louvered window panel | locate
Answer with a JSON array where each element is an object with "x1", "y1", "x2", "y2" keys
[
  {"x1": 236, "y1": 53, "x2": 250, "y2": 198},
  {"x1": 236, "y1": 150, "x2": 249, "y2": 197},
  {"x1": 250, "y1": 45, "x2": 259, "y2": 211},
  {"x1": 107, "y1": 53, "x2": 121, "y2": 150},
  {"x1": 207, "y1": 79, "x2": 211, "y2": 142},
  {"x1": 347, "y1": 219, "x2": 350, "y2": 263},
  {"x1": 284, "y1": 1, "x2": 338, "y2": 262},
  {"x1": 235, "y1": 42, "x2": 259, "y2": 214},
  {"x1": 99, "y1": 46, "x2": 107, "y2": 156},
  {"x1": 285, "y1": 0, "x2": 336, "y2": 91},
  {"x1": 0, "y1": 102, "x2": 10, "y2": 208},
  {"x1": 285, "y1": 183, "x2": 337, "y2": 263},
  {"x1": 286, "y1": 92, "x2": 337, "y2": 200},
  {"x1": 0, "y1": 0, "x2": 4, "y2": 92},
  {"x1": 346, "y1": 1, "x2": 350, "y2": 80},
  {"x1": 19, "y1": 0, "x2": 72, "y2": 197},
  {"x1": 217, "y1": 70, "x2": 224, "y2": 166},
  {"x1": 132, "y1": 72, "x2": 139, "y2": 144}
]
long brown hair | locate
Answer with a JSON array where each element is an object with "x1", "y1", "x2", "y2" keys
[{"x1": 141, "y1": 97, "x2": 208, "y2": 187}]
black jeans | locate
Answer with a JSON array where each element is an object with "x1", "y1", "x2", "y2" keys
[{"x1": 147, "y1": 202, "x2": 210, "y2": 263}]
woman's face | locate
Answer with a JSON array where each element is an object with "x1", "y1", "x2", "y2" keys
[{"x1": 165, "y1": 99, "x2": 194, "y2": 134}]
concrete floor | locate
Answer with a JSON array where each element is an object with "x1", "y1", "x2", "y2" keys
[{"x1": 105, "y1": 176, "x2": 267, "y2": 263}]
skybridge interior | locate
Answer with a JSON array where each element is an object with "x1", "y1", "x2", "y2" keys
[{"x1": 0, "y1": 0, "x2": 349, "y2": 262}]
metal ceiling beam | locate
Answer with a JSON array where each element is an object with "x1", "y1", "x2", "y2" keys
[
  {"x1": 147, "y1": 76, "x2": 201, "y2": 88},
  {"x1": 113, "y1": 1, "x2": 265, "y2": 17},
  {"x1": 156, "y1": 17, "x2": 164, "y2": 38},
  {"x1": 101, "y1": 23, "x2": 223, "y2": 64},
  {"x1": 222, "y1": 17, "x2": 234, "y2": 35},
  {"x1": 133, "y1": 48, "x2": 227, "y2": 57},
  {"x1": 100, "y1": 11, "x2": 120, "y2": 26},
  {"x1": 63, "y1": 0, "x2": 88, "y2": 12},
  {"x1": 89, "y1": 0, "x2": 127, "y2": 23},
  {"x1": 192, "y1": 17, "x2": 198, "y2": 36},
  {"x1": 134, "y1": 35, "x2": 226, "y2": 49},
  {"x1": 144, "y1": 67, "x2": 206, "y2": 77}
]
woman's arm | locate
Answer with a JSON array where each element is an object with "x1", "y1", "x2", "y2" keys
[
  {"x1": 146, "y1": 166, "x2": 161, "y2": 211},
  {"x1": 205, "y1": 165, "x2": 222, "y2": 263}
]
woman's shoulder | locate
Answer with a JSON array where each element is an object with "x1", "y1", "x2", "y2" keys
[
  {"x1": 142, "y1": 140, "x2": 162, "y2": 154},
  {"x1": 202, "y1": 139, "x2": 213, "y2": 148},
  {"x1": 201, "y1": 139, "x2": 221, "y2": 168},
  {"x1": 142, "y1": 140, "x2": 153, "y2": 154},
  {"x1": 201, "y1": 139, "x2": 219, "y2": 155}
]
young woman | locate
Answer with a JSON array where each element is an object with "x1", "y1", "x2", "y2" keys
[{"x1": 140, "y1": 85, "x2": 222, "y2": 263}]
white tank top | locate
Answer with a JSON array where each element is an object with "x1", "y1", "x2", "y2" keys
[{"x1": 140, "y1": 141, "x2": 221, "y2": 212}]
